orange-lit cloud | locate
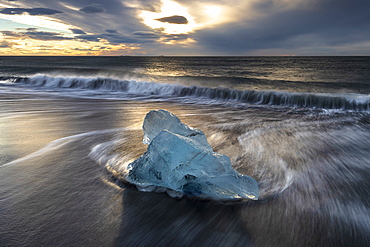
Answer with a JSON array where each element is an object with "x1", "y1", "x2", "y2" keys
[{"x1": 0, "y1": 29, "x2": 142, "y2": 56}]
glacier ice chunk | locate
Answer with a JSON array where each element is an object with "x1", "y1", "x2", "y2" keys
[
  {"x1": 142, "y1": 109, "x2": 211, "y2": 149},
  {"x1": 127, "y1": 110, "x2": 258, "y2": 200}
]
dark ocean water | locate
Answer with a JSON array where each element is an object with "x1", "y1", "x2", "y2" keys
[{"x1": 1, "y1": 56, "x2": 370, "y2": 246}]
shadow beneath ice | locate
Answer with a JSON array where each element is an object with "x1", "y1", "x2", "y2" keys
[{"x1": 114, "y1": 185, "x2": 253, "y2": 247}]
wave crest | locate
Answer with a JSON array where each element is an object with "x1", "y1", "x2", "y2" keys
[{"x1": 12, "y1": 75, "x2": 370, "y2": 112}]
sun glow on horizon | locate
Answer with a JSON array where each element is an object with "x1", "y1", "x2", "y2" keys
[{"x1": 0, "y1": 35, "x2": 142, "y2": 56}]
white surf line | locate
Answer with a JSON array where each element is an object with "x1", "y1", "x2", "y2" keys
[{"x1": 0, "y1": 128, "x2": 125, "y2": 168}]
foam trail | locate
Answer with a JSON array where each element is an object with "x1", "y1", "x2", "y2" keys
[{"x1": 0, "y1": 128, "x2": 123, "y2": 168}]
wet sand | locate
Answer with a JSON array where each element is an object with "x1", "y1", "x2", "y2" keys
[
  {"x1": 1, "y1": 92, "x2": 370, "y2": 247},
  {"x1": 0, "y1": 93, "x2": 253, "y2": 246}
]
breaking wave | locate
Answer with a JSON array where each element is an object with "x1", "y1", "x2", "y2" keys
[{"x1": 8, "y1": 75, "x2": 370, "y2": 112}]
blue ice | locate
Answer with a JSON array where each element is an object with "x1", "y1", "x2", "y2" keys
[{"x1": 127, "y1": 110, "x2": 258, "y2": 200}]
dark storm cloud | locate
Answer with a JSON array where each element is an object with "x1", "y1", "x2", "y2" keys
[
  {"x1": 0, "y1": 7, "x2": 62, "y2": 15},
  {"x1": 155, "y1": 15, "x2": 188, "y2": 24},
  {"x1": 70, "y1": 29, "x2": 86, "y2": 34},
  {"x1": 194, "y1": 0, "x2": 370, "y2": 54},
  {"x1": 79, "y1": 5, "x2": 106, "y2": 14}
]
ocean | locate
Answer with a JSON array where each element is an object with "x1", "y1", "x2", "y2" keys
[{"x1": 0, "y1": 56, "x2": 369, "y2": 246}]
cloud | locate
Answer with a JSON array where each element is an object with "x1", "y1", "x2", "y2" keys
[
  {"x1": 0, "y1": 7, "x2": 62, "y2": 15},
  {"x1": 191, "y1": 0, "x2": 370, "y2": 54},
  {"x1": 25, "y1": 31, "x2": 72, "y2": 41},
  {"x1": 1, "y1": 0, "x2": 369, "y2": 55},
  {"x1": 75, "y1": 34, "x2": 101, "y2": 42},
  {"x1": 105, "y1": 29, "x2": 117, "y2": 33},
  {"x1": 1, "y1": 30, "x2": 73, "y2": 41},
  {"x1": 0, "y1": 40, "x2": 15, "y2": 48},
  {"x1": 79, "y1": 5, "x2": 106, "y2": 14},
  {"x1": 99, "y1": 33, "x2": 141, "y2": 44},
  {"x1": 75, "y1": 32, "x2": 141, "y2": 44},
  {"x1": 133, "y1": 31, "x2": 159, "y2": 39},
  {"x1": 1, "y1": 27, "x2": 142, "y2": 45},
  {"x1": 17, "y1": 28, "x2": 37, "y2": 31},
  {"x1": 163, "y1": 34, "x2": 189, "y2": 41},
  {"x1": 155, "y1": 15, "x2": 188, "y2": 24},
  {"x1": 70, "y1": 29, "x2": 86, "y2": 34}
]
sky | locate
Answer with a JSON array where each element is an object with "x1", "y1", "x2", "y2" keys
[{"x1": 0, "y1": 0, "x2": 369, "y2": 56}]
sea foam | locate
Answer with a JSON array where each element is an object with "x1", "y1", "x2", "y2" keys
[{"x1": 13, "y1": 75, "x2": 370, "y2": 111}]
